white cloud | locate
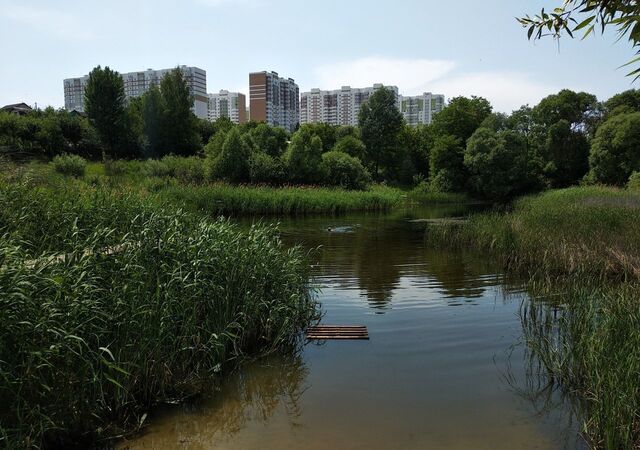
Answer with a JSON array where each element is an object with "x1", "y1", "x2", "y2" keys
[
  {"x1": 194, "y1": 0, "x2": 258, "y2": 7},
  {"x1": 311, "y1": 57, "x2": 456, "y2": 93},
  {"x1": 2, "y1": 5, "x2": 95, "y2": 40},
  {"x1": 430, "y1": 72, "x2": 560, "y2": 113},
  {"x1": 310, "y1": 57, "x2": 561, "y2": 112}
]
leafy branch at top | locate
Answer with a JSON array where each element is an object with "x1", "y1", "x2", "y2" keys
[{"x1": 518, "y1": 1, "x2": 640, "y2": 78}]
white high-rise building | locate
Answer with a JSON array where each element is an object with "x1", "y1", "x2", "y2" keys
[
  {"x1": 300, "y1": 84, "x2": 399, "y2": 127},
  {"x1": 399, "y1": 93, "x2": 445, "y2": 126},
  {"x1": 63, "y1": 66, "x2": 208, "y2": 119},
  {"x1": 208, "y1": 90, "x2": 247, "y2": 124}
]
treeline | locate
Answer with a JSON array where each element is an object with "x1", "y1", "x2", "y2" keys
[{"x1": 3, "y1": 64, "x2": 640, "y2": 197}]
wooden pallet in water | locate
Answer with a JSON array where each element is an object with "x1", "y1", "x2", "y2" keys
[{"x1": 306, "y1": 325, "x2": 369, "y2": 340}]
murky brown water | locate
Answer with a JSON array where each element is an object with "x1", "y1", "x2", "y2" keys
[{"x1": 120, "y1": 206, "x2": 583, "y2": 449}]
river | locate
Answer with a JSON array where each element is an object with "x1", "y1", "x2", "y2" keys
[{"x1": 120, "y1": 205, "x2": 584, "y2": 449}]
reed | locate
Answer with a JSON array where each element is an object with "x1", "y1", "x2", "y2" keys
[{"x1": 0, "y1": 182, "x2": 318, "y2": 448}]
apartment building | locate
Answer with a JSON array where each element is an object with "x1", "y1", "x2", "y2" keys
[
  {"x1": 249, "y1": 71, "x2": 299, "y2": 132},
  {"x1": 300, "y1": 84, "x2": 399, "y2": 127},
  {"x1": 208, "y1": 90, "x2": 247, "y2": 124},
  {"x1": 399, "y1": 92, "x2": 445, "y2": 126},
  {"x1": 63, "y1": 66, "x2": 208, "y2": 119}
]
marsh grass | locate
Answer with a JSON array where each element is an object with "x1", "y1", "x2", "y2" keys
[{"x1": 0, "y1": 181, "x2": 319, "y2": 448}]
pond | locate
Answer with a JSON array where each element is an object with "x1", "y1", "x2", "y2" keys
[{"x1": 121, "y1": 205, "x2": 584, "y2": 449}]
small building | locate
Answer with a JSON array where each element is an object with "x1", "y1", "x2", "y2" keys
[{"x1": 1, "y1": 102, "x2": 33, "y2": 115}]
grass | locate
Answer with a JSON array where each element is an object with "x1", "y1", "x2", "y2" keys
[
  {"x1": 0, "y1": 179, "x2": 319, "y2": 448},
  {"x1": 426, "y1": 186, "x2": 640, "y2": 279},
  {"x1": 427, "y1": 185, "x2": 640, "y2": 448}
]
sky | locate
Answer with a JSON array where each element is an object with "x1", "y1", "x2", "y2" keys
[{"x1": 0, "y1": 0, "x2": 636, "y2": 112}]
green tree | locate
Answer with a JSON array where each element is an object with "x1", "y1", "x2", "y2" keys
[
  {"x1": 321, "y1": 151, "x2": 371, "y2": 190},
  {"x1": 358, "y1": 86, "x2": 404, "y2": 180},
  {"x1": 541, "y1": 119, "x2": 590, "y2": 187},
  {"x1": 519, "y1": 2, "x2": 640, "y2": 77},
  {"x1": 465, "y1": 128, "x2": 540, "y2": 200},
  {"x1": 160, "y1": 68, "x2": 201, "y2": 156},
  {"x1": 301, "y1": 123, "x2": 337, "y2": 152},
  {"x1": 430, "y1": 96, "x2": 492, "y2": 144},
  {"x1": 604, "y1": 89, "x2": 640, "y2": 118},
  {"x1": 283, "y1": 127, "x2": 324, "y2": 184},
  {"x1": 588, "y1": 112, "x2": 640, "y2": 185},
  {"x1": 429, "y1": 135, "x2": 466, "y2": 192},
  {"x1": 84, "y1": 65, "x2": 129, "y2": 157},
  {"x1": 210, "y1": 128, "x2": 250, "y2": 182},
  {"x1": 249, "y1": 123, "x2": 288, "y2": 157},
  {"x1": 532, "y1": 89, "x2": 598, "y2": 132},
  {"x1": 141, "y1": 84, "x2": 165, "y2": 157},
  {"x1": 333, "y1": 135, "x2": 366, "y2": 160}
]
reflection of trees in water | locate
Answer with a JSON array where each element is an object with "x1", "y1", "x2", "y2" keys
[{"x1": 164, "y1": 353, "x2": 309, "y2": 448}]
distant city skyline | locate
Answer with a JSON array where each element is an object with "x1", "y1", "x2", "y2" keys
[{"x1": 0, "y1": 0, "x2": 637, "y2": 112}]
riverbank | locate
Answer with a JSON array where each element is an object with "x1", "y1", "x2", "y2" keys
[
  {"x1": 0, "y1": 181, "x2": 318, "y2": 448},
  {"x1": 426, "y1": 186, "x2": 640, "y2": 448}
]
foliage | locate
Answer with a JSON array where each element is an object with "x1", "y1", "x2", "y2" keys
[
  {"x1": 248, "y1": 123, "x2": 288, "y2": 157},
  {"x1": 604, "y1": 89, "x2": 640, "y2": 118},
  {"x1": 358, "y1": 87, "x2": 404, "y2": 179},
  {"x1": 84, "y1": 66, "x2": 134, "y2": 158},
  {"x1": 333, "y1": 134, "x2": 366, "y2": 160},
  {"x1": 589, "y1": 112, "x2": 640, "y2": 185},
  {"x1": 283, "y1": 127, "x2": 325, "y2": 184},
  {"x1": 429, "y1": 135, "x2": 466, "y2": 192},
  {"x1": 629, "y1": 171, "x2": 640, "y2": 191},
  {"x1": 540, "y1": 119, "x2": 590, "y2": 187},
  {"x1": 518, "y1": 1, "x2": 640, "y2": 78},
  {"x1": 141, "y1": 84, "x2": 165, "y2": 158},
  {"x1": 0, "y1": 182, "x2": 317, "y2": 447},
  {"x1": 52, "y1": 154, "x2": 87, "y2": 177},
  {"x1": 430, "y1": 96, "x2": 492, "y2": 143},
  {"x1": 321, "y1": 151, "x2": 371, "y2": 190},
  {"x1": 209, "y1": 128, "x2": 250, "y2": 182},
  {"x1": 248, "y1": 151, "x2": 285, "y2": 184}
]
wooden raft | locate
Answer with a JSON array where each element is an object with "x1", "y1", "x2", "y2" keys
[{"x1": 306, "y1": 325, "x2": 369, "y2": 340}]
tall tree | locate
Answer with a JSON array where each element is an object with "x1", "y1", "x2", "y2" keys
[
  {"x1": 159, "y1": 68, "x2": 201, "y2": 156},
  {"x1": 358, "y1": 87, "x2": 404, "y2": 180},
  {"x1": 141, "y1": 84, "x2": 165, "y2": 157},
  {"x1": 430, "y1": 96, "x2": 492, "y2": 143},
  {"x1": 84, "y1": 66, "x2": 128, "y2": 158}
]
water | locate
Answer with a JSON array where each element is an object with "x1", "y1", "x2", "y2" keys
[{"x1": 120, "y1": 206, "x2": 583, "y2": 449}]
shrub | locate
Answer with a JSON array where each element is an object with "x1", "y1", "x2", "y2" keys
[
  {"x1": 208, "y1": 129, "x2": 250, "y2": 183},
  {"x1": 629, "y1": 172, "x2": 640, "y2": 191},
  {"x1": 429, "y1": 135, "x2": 466, "y2": 192},
  {"x1": 104, "y1": 159, "x2": 129, "y2": 176},
  {"x1": 321, "y1": 151, "x2": 370, "y2": 190},
  {"x1": 283, "y1": 128, "x2": 324, "y2": 184},
  {"x1": 143, "y1": 156, "x2": 205, "y2": 184},
  {"x1": 249, "y1": 151, "x2": 285, "y2": 184},
  {"x1": 52, "y1": 154, "x2": 86, "y2": 177},
  {"x1": 333, "y1": 135, "x2": 366, "y2": 160}
]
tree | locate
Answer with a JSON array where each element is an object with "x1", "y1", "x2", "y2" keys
[
  {"x1": 604, "y1": 89, "x2": 640, "y2": 118},
  {"x1": 541, "y1": 119, "x2": 590, "y2": 187},
  {"x1": 84, "y1": 65, "x2": 129, "y2": 157},
  {"x1": 159, "y1": 68, "x2": 201, "y2": 156},
  {"x1": 429, "y1": 135, "x2": 466, "y2": 192},
  {"x1": 333, "y1": 135, "x2": 366, "y2": 160},
  {"x1": 283, "y1": 127, "x2": 324, "y2": 184},
  {"x1": 588, "y1": 112, "x2": 640, "y2": 185},
  {"x1": 430, "y1": 96, "x2": 492, "y2": 143},
  {"x1": 358, "y1": 86, "x2": 404, "y2": 180},
  {"x1": 141, "y1": 84, "x2": 166, "y2": 157},
  {"x1": 210, "y1": 128, "x2": 250, "y2": 182},
  {"x1": 465, "y1": 128, "x2": 540, "y2": 200},
  {"x1": 321, "y1": 151, "x2": 371, "y2": 190},
  {"x1": 249, "y1": 123, "x2": 288, "y2": 157},
  {"x1": 301, "y1": 123, "x2": 337, "y2": 152},
  {"x1": 532, "y1": 89, "x2": 598, "y2": 132}
]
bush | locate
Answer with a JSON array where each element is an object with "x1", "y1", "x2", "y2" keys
[
  {"x1": 249, "y1": 151, "x2": 285, "y2": 184},
  {"x1": 283, "y1": 128, "x2": 324, "y2": 184},
  {"x1": 629, "y1": 172, "x2": 640, "y2": 191},
  {"x1": 321, "y1": 151, "x2": 370, "y2": 190},
  {"x1": 333, "y1": 135, "x2": 366, "y2": 160},
  {"x1": 429, "y1": 135, "x2": 466, "y2": 192},
  {"x1": 143, "y1": 156, "x2": 205, "y2": 184},
  {"x1": 589, "y1": 112, "x2": 640, "y2": 186},
  {"x1": 208, "y1": 128, "x2": 250, "y2": 183},
  {"x1": 52, "y1": 154, "x2": 86, "y2": 177}
]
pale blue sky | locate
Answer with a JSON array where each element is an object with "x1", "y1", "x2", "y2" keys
[{"x1": 0, "y1": 0, "x2": 635, "y2": 112}]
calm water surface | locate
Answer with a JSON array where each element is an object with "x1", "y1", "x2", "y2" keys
[{"x1": 121, "y1": 206, "x2": 583, "y2": 449}]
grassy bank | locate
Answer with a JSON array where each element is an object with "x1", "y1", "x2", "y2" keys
[
  {"x1": 427, "y1": 186, "x2": 640, "y2": 448},
  {"x1": 0, "y1": 181, "x2": 318, "y2": 448},
  {"x1": 427, "y1": 186, "x2": 640, "y2": 279}
]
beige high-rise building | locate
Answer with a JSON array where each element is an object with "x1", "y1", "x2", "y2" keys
[
  {"x1": 300, "y1": 84, "x2": 399, "y2": 127},
  {"x1": 63, "y1": 65, "x2": 208, "y2": 119},
  {"x1": 399, "y1": 93, "x2": 445, "y2": 126},
  {"x1": 249, "y1": 71, "x2": 299, "y2": 132},
  {"x1": 208, "y1": 90, "x2": 246, "y2": 124}
]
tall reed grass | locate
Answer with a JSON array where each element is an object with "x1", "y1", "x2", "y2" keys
[{"x1": 0, "y1": 182, "x2": 318, "y2": 448}]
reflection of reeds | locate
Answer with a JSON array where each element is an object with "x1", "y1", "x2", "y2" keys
[
  {"x1": 517, "y1": 282, "x2": 640, "y2": 449},
  {"x1": 0, "y1": 182, "x2": 319, "y2": 448}
]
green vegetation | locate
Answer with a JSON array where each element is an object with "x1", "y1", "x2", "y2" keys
[
  {"x1": 52, "y1": 154, "x2": 87, "y2": 178},
  {"x1": 427, "y1": 186, "x2": 640, "y2": 448},
  {"x1": 0, "y1": 179, "x2": 318, "y2": 448}
]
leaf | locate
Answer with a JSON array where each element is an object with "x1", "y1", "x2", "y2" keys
[
  {"x1": 528, "y1": 25, "x2": 535, "y2": 40},
  {"x1": 99, "y1": 346, "x2": 115, "y2": 361},
  {"x1": 573, "y1": 15, "x2": 595, "y2": 31},
  {"x1": 105, "y1": 376, "x2": 125, "y2": 390}
]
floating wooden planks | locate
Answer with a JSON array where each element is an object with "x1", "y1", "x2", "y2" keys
[{"x1": 306, "y1": 325, "x2": 369, "y2": 340}]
